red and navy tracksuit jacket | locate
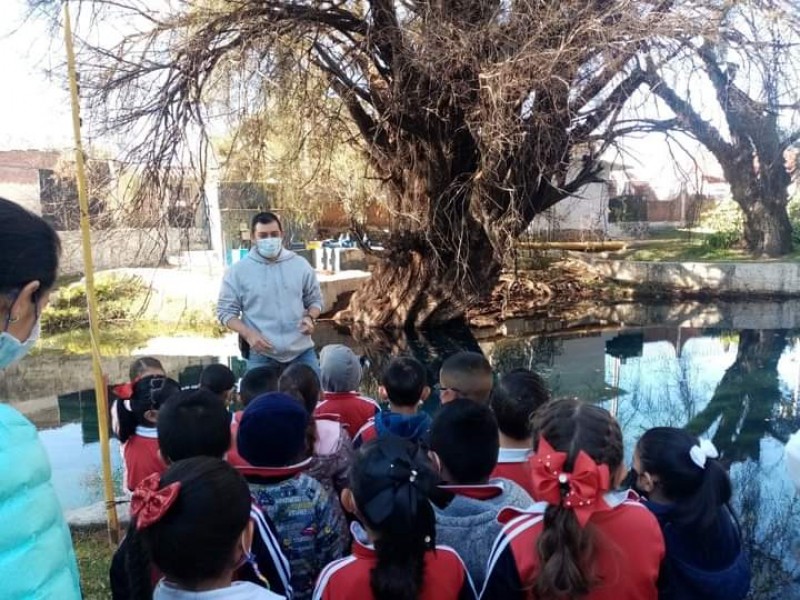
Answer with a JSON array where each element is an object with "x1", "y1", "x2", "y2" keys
[
  {"x1": 313, "y1": 524, "x2": 476, "y2": 600},
  {"x1": 490, "y1": 448, "x2": 535, "y2": 498},
  {"x1": 314, "y1": 392, "x2": 379, "y2": 436},
  {"x1": 121, "y1": 426, "x2": 166, "y2": 491},
  {"x1": 480, "y1": 491, "x2": 665, "y2": 600}
]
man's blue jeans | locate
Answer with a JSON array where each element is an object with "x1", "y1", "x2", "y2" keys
[{"x1": 246, "y1": 347, "x2": 320, "y2": 377}]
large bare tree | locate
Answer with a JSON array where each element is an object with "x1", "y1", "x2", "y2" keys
[
  {"x1": 635, "y1": 0, "x2": 800, "y2": 256},
  {"x1": 66, "y1": 0, "x2": 691, "y2": 328}
]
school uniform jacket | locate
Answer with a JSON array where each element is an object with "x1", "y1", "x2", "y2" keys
[
  {"x1": 313, "y1": 524, "x2": 477, "y2": 600},
  {"x1": 314, "y1": 392, "x2": 378, "y2": 436},
  {"x1": 480, "y1": 491, "x2": 665, "y2": 600},
  {"x1": 490, "y1": 448, "x2": 535, "y2": 498},
  {"x1": 122, "y1": 426, "x2": 167, "y2": 491}
]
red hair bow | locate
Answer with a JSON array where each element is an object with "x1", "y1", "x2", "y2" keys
[
  {"x1": 112, "y1": 376, "x2": 142, "y2": 400},
  {"x1": 529, "y1": 437, "x2": 611, "y2": 527},
  {"x1": 130, "y1": 473, "x2": 181, "y2": 530}
]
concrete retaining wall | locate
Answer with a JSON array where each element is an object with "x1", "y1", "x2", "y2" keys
[{"x1": 584, "y1": 257, "x2": 800, "y2": 295}]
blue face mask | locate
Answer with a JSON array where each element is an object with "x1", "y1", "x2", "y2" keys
[
  {"x1": 256, "y1": 237, "x2": 283, "y2": 259},
  {"x1": 0, "y1": 320, "x2": 41, "y2": 370}
]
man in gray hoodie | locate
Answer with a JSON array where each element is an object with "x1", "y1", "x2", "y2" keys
[
  {"x1": 217, "y1": 212, "x2": 323, "y2": 372},
  {"x1": 428, "y1": 398, "x2": 533, "y2": 589}
]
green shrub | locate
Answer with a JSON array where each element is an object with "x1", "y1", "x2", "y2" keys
[
  {"x1": 42, "y1": 274, "x2": 148, "y2": 334},
  {"x1": 787, "y1": 194, "x2": 800, "y2": 247},
  {"x1": 697, "y1": 200, "x2": 743, "y2": 250}
]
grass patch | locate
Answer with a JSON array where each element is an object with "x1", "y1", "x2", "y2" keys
[
  {"x1": 37, "y1": 315, "x2": 225, "y2": 355},
  {"x1": 72, "y1": 528, "x2": 115, "y2": 599},
  {"x1": 621, "y1": 238, "x2": 800, "y2": 262}
]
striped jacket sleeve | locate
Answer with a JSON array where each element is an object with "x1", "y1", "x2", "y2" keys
[
  {"x1": 479, "y1": 515, "x2": 536, "y2": 600},
  {"x1": 244, "y1": 504, "x2": 294, "y2": 599}
]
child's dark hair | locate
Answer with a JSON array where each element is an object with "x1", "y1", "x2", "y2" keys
[
  {"x1": 240, "y1": 365, "x2": 282, "y2": 406},
  {"x1": 117, "y1": 376, "x2": 181, "y2": 443},
  {"x1": 530, "y1": 398, "x2": 623, "y2": 599},
  {"x1": 351, "y1": 437, "x2": 438, "y2": 600},
  {"x1": 440, "y1": 351, "x2": 493, "y2": 403},
  {"x1": 278, "y1": 363, "x2": 321, "y2": 458},
  {"x1": 126, "y1": 457, "x2": 251, "y2": 599},
  {"x1": 490, "y1": 368, "x2": 550, "y2": 441},
  {"x1": 199, "y1": 363, "x2": 236, "y2": 397},
  {"x1": 429, "y1": 398, "x2": 499, "y2": 484},
  {"x1": 637, "y1": 427, "x2": 734, "y2": 535},
  {"x1": 128, "y1": 357, "x2": 165, "y2": 381},
  {"x1": 158, "y1": 389, "x2": 231, "y2": 462},
  {"x1": 0, "y1": 197, "x2": 61, "y2": 295},
  {"x1": 382, "y1": 357, "x2": 427, "y2": 407}
]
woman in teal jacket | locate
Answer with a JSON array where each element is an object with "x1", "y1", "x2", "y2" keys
[{"x1": 0, "y1": 197, "x2": 82, "y2": 599}]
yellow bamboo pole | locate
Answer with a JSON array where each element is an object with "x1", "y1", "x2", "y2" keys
[{"x1": 63, "y1": 1, "x2": 120, "y2": 544}]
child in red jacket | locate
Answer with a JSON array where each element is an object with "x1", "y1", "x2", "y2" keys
[
  {"x1": 488, "y1": 369, "x2": 550, "y2": 496},
  {"x1": 481, "y1": 398, "x2": 665, "y2": 600},
  {"x1": 315, "y1": 344, "x2": 378, "y2": 435},
  {"x1": 313, "y1": 436, "x2": 476, "y2": 600}
]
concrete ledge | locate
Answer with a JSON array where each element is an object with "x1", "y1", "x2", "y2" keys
[
  {"x1": 583, "y1": 257, "x2": 800, "y2": 295},
  {"x1": 66, "y1": 498, "x2": 130, "y2": 529}
]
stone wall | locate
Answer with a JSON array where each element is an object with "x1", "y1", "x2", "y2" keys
[
  {"x1": 58, "y1": 227, "x2": 209, "y2": 275},
  {"x1": 584, "y1": 257, "x2": 800, "y2": 296}
]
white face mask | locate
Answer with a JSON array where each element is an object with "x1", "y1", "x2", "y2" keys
[
  {"x1": 256, "y1": 237, "x2": 283, "y2": 259},
  {"x1": 0, "y1": 319, "x2": 41, "y2": 370}
]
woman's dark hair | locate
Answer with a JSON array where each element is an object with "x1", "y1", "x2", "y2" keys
[
  {"x1": 490, "y1": 368, "x2": 550, "y2": 441},
  {"x1": 128, "y1": 357, "x2": 165, "y2": 381},
  {"x1": 530, "y1": 398, "x2": 623, "y2": 599},
  {"x1": 126, "y1": 457, "x2": 251, "y2": 599},
  {"x1": 117, "y1": 376, "x2": 181, "y2": 443},
  {"x1": 0, "y1": 197, "x2": 61, "y2": 295},
  {"x1": 637, "y1": 427, "x2": 734, "y2": 535},
  {"x1": 278, "y1": 363, "x2": 321, "y2": 457},
  {"x1": 351, "y1": 437, "x2": 438, "y2": 600},
  {"x1": 199, "y1": 363, "x2": 236, "y2": 396}
]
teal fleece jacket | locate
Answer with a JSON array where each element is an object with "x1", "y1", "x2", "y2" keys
[
  {"x1": 0, "y1": 404, "x2": 81, "y2": 599},
  {"x1": 217, "y1": 248, "x2": 323, "y2": 362}
]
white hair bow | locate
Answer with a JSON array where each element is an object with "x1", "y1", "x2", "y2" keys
[{"x1": 689, "y1": 439, "x2": 719, "y2": 469}]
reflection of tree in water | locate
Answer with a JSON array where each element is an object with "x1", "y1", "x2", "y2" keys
[
  {"x1": 736, "y1": 461, "x2": 800, "y2": 598},
  {"x1": 684, "y1": 329, "x2": 800, "y2": 599},
  {"x1": 686, "y1": 330, "x2": 788, "y2": 464},
  {"x1": 489, "y1": 335, "x2": 562, "y2": 375}
]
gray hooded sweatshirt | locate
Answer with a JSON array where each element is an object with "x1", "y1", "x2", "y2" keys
[
  {"x1": 434, "y1": 477, "x2": 533, "y2": 589},
  {"x1": 217, "y1": 248, "x2": 323, "y2": 362}
]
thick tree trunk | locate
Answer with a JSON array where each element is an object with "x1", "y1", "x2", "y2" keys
[
  {"x1": 340, "y1": 227, "x2": 502, "y2": 329},
  {"x1": 740, "y1": 197, "x2": 793, "y2": 257}
]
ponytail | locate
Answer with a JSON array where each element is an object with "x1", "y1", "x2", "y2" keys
[
  {"x1": 535, "y1": 506, "x2": 593, "y2": 598},
  {"x1": 125, "y1": 521, "x2": 154, "y2": 600},
  {"x1": 371, "y1": 533, "x2": 427, "y2": 600},
  {"x1": 351, "y1": 437, "x2": 438, "y2": 600},
  {"x1": 637, "y1": 428, "x2": 734, "y2": 537},
  {"x1": 530, "y1": 399, "x2": 624, "y2": 599}
]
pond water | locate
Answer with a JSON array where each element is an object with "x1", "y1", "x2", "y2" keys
[{"x1": 2, "y1": 300, "x2": 800, "y2": 598}]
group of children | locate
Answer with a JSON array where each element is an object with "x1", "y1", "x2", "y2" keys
[{"x1": 110, "y1": 346, "x2": 751, "y2": 600}]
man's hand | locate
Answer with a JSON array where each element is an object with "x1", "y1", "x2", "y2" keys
[
  {"x1": 299, "y1": 315, "x2": 315, "y2": 335},
  {"x1": 244, "y1": 328, "x2": 273, "y2": 354}
]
